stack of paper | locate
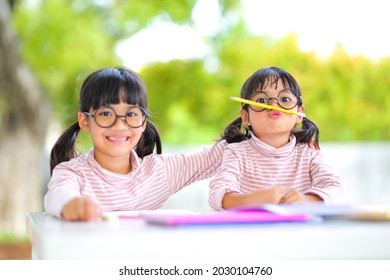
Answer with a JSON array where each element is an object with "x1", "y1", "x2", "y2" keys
[{"x1": 260, "y1": 203, "x2": 390, "y2": 221}]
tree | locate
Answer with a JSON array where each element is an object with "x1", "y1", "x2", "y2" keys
[{"x1": 0, "y1": 0, "x2": 49, "y2": 234}]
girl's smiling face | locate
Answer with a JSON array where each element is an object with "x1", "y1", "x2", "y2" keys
[
  {"x1": 78, "y1": 101, "x2": 146, "y2": 173},
  {"x1": 240, "y1": 78, "x2": 304, "y2": 148}
]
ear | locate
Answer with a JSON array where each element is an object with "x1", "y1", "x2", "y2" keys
[
  {"x1": 142, "y1": 119, "x2": 147, "y2": 132},
  {"x1": 78, "y1": 112, "x2": 90, "y2": 132},
  {"x1": 296, "y1": 106, "x2": 305, "y2": 124},
  {"x1": 240, "y1": 108, "x2": 250, "y2": 126}
]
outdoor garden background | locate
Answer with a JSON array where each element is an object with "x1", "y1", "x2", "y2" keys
[{"x1": 1, "y1": 0, "x2": 389, "y2": 259}]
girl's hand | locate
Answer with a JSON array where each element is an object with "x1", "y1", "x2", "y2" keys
[
  {"x1": 279, "y1": 189, "x2": 322, "y2": 204},
  {"x1": 61, "y1": 197, "x2": 101, "y2": 221},
  {"x1": 222, "y1": 186, "x2": 286, "y2": 209},
  {"x1": 245, "y1": 186, "x2": 286, "y2": 205}
]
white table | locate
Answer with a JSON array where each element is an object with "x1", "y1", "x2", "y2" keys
[{"x1": 26, "y1": 211, "x2": 390, "y2": 260}]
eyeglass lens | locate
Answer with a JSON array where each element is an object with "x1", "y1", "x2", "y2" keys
[
  {"x1": 93, "y1": 106, "x2": 146, "y2": 128},
  {"x1": 249, "y1": 89, "x2": 298, "y2": 112}
]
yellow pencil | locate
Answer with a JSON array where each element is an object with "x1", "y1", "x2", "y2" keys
[
  {"x1": 345, "y1": 211, "x2": 390, "y2": 221},
  {"x1": 230, "y1": 96, "x2": 306, "y2": 118}
]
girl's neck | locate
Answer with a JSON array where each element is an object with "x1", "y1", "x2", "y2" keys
[{"x1": 94, "y1": 152, "x2": 132, "y2": 174}]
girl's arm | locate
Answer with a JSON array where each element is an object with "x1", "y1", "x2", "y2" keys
[
  {"x1": 61, "y1": 197, "x2": 101, "y2": 221},
  {"x1": 161, "y1": 140, "x2": 227, "y2": 194},
  {"x1": 279, "y1": 190, "x2": 322, "y2": 204},
  {"x1": 209, "y1": 146, "x2": 288, "y2": 209},
  {"x1": 208, "y1": 146, "x2": 246, "y2": 210},
  {"x1": 306, "y1": 152, "x2": 347, "y2": 204},
  {"x1": 44, "y1": 164, "x2": 86, "y2": 218},
  {"x1": 222, "y1": 187, "x2": 286, "y2": 209}
]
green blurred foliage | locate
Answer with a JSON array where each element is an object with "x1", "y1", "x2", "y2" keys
[
  {"x1": 13, "y1": 0, "x2": 121, "y2": 125},
  {"x1": 0, "y1": 232, "x2": 28, "y2": 243},
  {"x1": 12, "y1": 0, "x2": 200, "y2": 125},
  {"x1": 143, "y1": 30, "x2": 390, "y2": 144},
  {"x1": 11, "y1": 0, "x2": 390, "y2": 146}
]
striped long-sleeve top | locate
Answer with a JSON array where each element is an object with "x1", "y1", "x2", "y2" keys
[
  {"x1": 209, "y1": 134, "x2": 346, "y2": 210},
  {"x1": 44, "y1": 141, "x2": 226, "y2": 218}
]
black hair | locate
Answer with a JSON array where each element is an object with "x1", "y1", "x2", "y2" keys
[
  {"x1": 50, "y1": 67, "x2": 162, "y2": 175},
  {"x1": 222, "y1": 66, "x2": 320, "y2": 149}
]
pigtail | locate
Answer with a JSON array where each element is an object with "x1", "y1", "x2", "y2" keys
[
  {"x1": 221, "y1": 117, "x2": 251, "y2": 144},
  {"x1": 293, "y1": 117, "x2": 320, "y2": 149},
  {"x1": 135, "y1": 120, "x2": 162, "y2": 158},
  {"x1": 49, "y1": 122, "x2": 81, "y2": 175}
]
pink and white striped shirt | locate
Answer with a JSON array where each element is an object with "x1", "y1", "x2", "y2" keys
[
  {"x1": 209, "y1": 134, "x2": 346, "y2": 210},
  {"x1": 44, "y1": 141, "x2": 226, "y2": 218}
]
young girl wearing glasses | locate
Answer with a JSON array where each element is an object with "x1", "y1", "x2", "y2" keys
[
  {"x1": 209, "y1": 66, "x2": 346, "y2": 210},
  {"x1": 45, "y1": 67, "x2": 226, "y2": 221}
]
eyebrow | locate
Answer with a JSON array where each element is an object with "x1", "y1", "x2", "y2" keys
[{"x1": 252, "y1": 88, "x2": 292, "y2": 94}]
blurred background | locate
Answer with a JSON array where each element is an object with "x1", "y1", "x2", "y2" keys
[{"x1": 1, "y1": 0, "x2": 390, "y2": 242}]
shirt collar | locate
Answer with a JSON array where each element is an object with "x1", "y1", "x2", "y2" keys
[
  {"x1": 86, "y1": 148, "x2": 140, "y2": 176},
  {"x1": 248, "y1": 132, "x2": 296, "y2": 158}
]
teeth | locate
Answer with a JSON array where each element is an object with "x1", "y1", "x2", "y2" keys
[{"x1": 108, "y1": 137, "x2": 128, "y2": 141}]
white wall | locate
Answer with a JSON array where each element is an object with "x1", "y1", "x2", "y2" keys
[{"x1": 321, "y1": 142, "x2": 390, "y2": 203}]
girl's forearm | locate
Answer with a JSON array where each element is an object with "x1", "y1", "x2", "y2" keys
[
  {"x1": 222, "y1": 192, "x2": 246, "y2": 209},
  {"x1": 305, "y1": 193, "x2": 323, "y2": 202}
]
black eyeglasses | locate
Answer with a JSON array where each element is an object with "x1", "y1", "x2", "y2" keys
[
  {"x1": 249, "y1": 89, "x2": 301, "y2": 112},
  {"x1": 84, "y1": 106, "x2": 149, "y2": 128}
]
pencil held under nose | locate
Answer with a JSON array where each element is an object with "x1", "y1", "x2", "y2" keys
[{"x1": 230, "y1": 96, "x2": 306, "y2": 118}]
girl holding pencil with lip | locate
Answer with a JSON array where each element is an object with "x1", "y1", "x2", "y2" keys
[{"x1": 209, "y1": 66, "x2": 347, "y2": 210}]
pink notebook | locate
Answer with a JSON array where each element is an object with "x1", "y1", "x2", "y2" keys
[{"x1": 140, "y1": 209, "x2": 308, "y2": 226}]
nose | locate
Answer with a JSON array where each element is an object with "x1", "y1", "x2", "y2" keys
[
  {"x1": 112, "y1": 115, "x2": 128, "y2": 128},
  {"x1": 267, "y1": 97, "x2": 279, "y2": 109}
]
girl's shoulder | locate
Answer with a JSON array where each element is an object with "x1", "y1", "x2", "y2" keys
[
  {"x1": 295, "y1": 142, "x2": 322, "y2": 157},
  {"x1": 226, "y1": 138, "x2": 251, "y2": 148},
  {"x1": 54, "y1": 153, "x2": 88, "y2": 172},
  {"x1": 225, "y1": 139, "x2": 252, "y2": 156}
]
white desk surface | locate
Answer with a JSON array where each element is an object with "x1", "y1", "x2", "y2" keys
[{"x1": 26, "y1": 211, "x2": 390, "y2": 260}]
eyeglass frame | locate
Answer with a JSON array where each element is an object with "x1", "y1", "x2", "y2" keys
[
  {"x1": 83, "y1": 105, "x2": 149, "y2": 128},
  {"x1": 248, "y1": 89, "x2": 302, "y2": 112}
]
